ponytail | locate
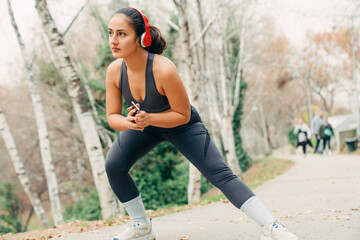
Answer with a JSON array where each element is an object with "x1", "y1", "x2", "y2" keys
[{"x1": 145, "y1": 25, "x2": 167, "y2": 54}]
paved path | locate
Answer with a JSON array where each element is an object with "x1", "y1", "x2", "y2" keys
[{"x1": 55, "y1": 154, "x2": 360, "y2": 240}]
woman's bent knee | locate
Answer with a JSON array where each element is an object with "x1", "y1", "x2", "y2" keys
[{"x1": 105, "y1": 146, "x2": 129, "y2": 178}]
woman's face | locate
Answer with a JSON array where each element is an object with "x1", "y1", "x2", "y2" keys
[{"x1": 108, "y1": 14, "x2": 140, "y2": 58}]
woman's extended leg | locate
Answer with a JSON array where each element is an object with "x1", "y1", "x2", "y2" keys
[
  {"x1": 164, "y1": 123, "x2": 270, "y2": 220},
  {"x1": 164, "y1": 122, "x2": 297, "y2": 240}
]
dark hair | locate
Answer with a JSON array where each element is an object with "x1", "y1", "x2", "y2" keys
[{"x1": 112, "y1": 8, "x2": 167, "y2": 55}]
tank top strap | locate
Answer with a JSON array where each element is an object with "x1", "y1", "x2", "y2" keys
[
  {"x1": 146, "y1": 52, "x2": 154, "y2": 76},
  {"x1": 145, "y1": 52, "x2": 155, "y2": 93},
  {"x1": 119, "y1": 60, "x2": 126, "y2": 90},
  {"x1": 148, "y1": 52, "x2": 154, "y2": 60},
  {"x1": 119, "y1": 60, "x2": 131, "y2": 104}
]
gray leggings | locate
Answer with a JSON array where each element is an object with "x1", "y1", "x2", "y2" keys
[{"x1": 105, "y1": 108, "x2": 254, "y2": 208}]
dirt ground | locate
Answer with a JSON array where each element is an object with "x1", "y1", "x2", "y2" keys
[{"x1": 0, "y1": 204, "x2": 205, "y2": 240}]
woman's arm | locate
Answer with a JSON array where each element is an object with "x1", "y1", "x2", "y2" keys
[
  {"x1": 135, "y1": 56, "x2": 191, "y2": 128},
  {"x1": 106, "y1": 60, "x2": 144, "y2": 132}
]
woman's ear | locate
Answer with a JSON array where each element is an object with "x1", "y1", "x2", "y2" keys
[{"x1": 136, "y1": 36, "x2": 141, "y2": 47}]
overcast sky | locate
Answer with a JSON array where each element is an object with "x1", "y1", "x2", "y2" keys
[
  {"x1": 0, "y1": 0, "x2": 357, "y2": 86},
  {"x1": 262, "y1": 0, "x2": 355, "y2": 46}
]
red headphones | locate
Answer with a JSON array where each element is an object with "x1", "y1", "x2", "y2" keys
[{"x1": 128, "y1": 7, "x2": 152, "y2": 48}]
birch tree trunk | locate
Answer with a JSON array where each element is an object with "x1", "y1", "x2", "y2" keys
[
  {"x1": 194, "y1": 0, "x2": 222, "y2": 150},
  {"x1": 35, "y1": 0, "x2": 119, "y2": 219},
  {"x1": 7, "y1": 0, "x2": 64, "y2": 225},
  {"x1": 215, "y1": 6, "x2": 243, "y2": 178},
  {"x1": 68, "y1": 39, "x2": 113, "y2": 150},
  {"x1": 0, "y1": 104, "x2": 50, "y2": 228},
  {"x1": 72, "y1": 122, "x2": 84, "y2": 200},
  {"x1": 174, "y1": 0, "x2": 202, "y2": 204}
]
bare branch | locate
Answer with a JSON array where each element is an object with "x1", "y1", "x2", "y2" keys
[
  {"x1": 150, "y1": 5, "x2": 180, "y2": 31},
  {"x1": 190, "y1": 6, "x2": 220, "y2": 49},
  {"x1": 63, "y1": 0, "x2": 90, "y2": 36}
]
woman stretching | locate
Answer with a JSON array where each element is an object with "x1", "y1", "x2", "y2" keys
[{"x1": 105, "y1": 7, "x2": 298, "y2": 240}]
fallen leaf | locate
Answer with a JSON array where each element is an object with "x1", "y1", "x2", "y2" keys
[{"x1": 229, "y1": 217, "x2": 244, "y2": 222}]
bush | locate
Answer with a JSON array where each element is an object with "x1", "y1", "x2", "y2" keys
[
  {"x1": 131, "y1": 142, "x2": 189, "y2": 210},
  {"x1": 63, "y1": 188, "x2": 102, "y2": 221},
  {"x1": 0, "y1": 181, "x2": 22, "y2": 234},
  {"x1": 288, "y1": 126, "x2": 297, "y2": 145}
]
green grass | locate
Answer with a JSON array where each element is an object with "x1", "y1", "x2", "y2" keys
[
  {"x1": 200, "y1": 157, "x2": 294, "y2": 203},
  {"x1": 148, "y1": 157, "x2": 294, "y2": 217},
  {"x1": 242, "y1": 157, "x2": 294, "y2": 189}
]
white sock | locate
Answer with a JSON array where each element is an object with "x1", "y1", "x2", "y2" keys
[
  {"x1": 240, "y1": 196, "x2": 275, "y2": 226},
  {"x1": 122, "y1": 194, "x2": 148, "y2": 223}
]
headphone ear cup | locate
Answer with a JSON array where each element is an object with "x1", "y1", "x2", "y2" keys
[
  {"x1": 140, "y1": 32, "x2": 146, "y2": 48},
  {"x1": 140, "y1": 32, "x2": 152, "y2": 48}
]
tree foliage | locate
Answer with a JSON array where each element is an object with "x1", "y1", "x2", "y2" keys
[
  {"x1": 63, "y1": 188, "x2": 102, "y2": 221},
  {"x1": 0, "y1": 181, "x2": 22, "y2": 234}
]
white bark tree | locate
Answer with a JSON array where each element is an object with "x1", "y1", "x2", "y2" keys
[
  {"x1": 173, "y1": 0, "x2": 204, "y2": 204},
  {"x1": 205, "y1": 1, "x2": 256, "y2": 178},
  {"x1": 0, "y1": 103, "x2": 50, "y2": 228},
  {"x1": 68, "y1": 38, "x2": 114, "y2": 150},
  {"x1": 172, "y1": 0, "x2": 250, "y2": 202},
  {"x1": 174, "y1": 0, "x2": 249, "y2": 177},
  {"x1": 7, "y1": 0, "x2": 64, "y2": 225},
  {"x1": 35, "y1": 0, "x2": 119, "y2": 220}
]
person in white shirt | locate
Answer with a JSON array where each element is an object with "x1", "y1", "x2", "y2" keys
[{"x1": 294, "y1": 118, "x2": 312, "y2": 156}]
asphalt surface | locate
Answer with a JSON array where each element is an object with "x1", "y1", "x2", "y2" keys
[{"x1": 54, "y1": 153, "x2": 360, "y2": 240}]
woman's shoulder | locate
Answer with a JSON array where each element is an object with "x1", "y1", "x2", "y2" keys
[
  {"x1": 152, "y1": 54, "x2": 177, "y2": 77},
  {"x1": 106, "y1": 59, "x2": 123, "y2": 87},
  {"x1": 107, "y1": 58, "x2": 123, "y2": 73}
]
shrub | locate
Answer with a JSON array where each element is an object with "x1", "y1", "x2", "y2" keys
[
  {"x1": 0, "y1": 181, "x2": 22, "y2": 234},
  {"x1": 288, "y1": 126, "x2": 297, "y2": 145},
  {"x1": 63, "y1": 188, "x2": 102, "y2": 221}
]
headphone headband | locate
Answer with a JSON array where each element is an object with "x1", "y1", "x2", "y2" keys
[{"x1": 128, "y1": 7, "x2": 152, "y2": 47}]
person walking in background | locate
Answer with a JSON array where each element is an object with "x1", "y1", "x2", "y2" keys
[
  {"x1": 294, "y1": 118, "x2": 312, "y2": 156},
  {"x1": 311, "y1": 110, "x2": 324, "y2": 154},
  {"x1": 105, "y1": 7, "x2": 298, "y2": 240},
  {"x1": 319, "y1": 116, "x2": 334, "y2": 155}
]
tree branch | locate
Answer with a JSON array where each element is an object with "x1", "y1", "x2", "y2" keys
[
  {"x1": 63, "y1": 0, "x2": 90, "y2": 36},
  {"x1": 150, "y1": 5, "x2": 180, "y2": 31},
  {"x1": 190, "y1": 8, "x2": 220, "y2": 49}
]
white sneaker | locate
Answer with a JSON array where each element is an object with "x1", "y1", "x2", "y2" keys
[
  {"x1": 260, "y1": 219, "x2": 298, "y2": 240},
  {"x1": 114, "y1": 219, "x2": 156, "y2": 240}
]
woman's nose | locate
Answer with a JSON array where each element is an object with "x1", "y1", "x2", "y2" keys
[{"x1": 109, "y1": 35, "x2": 118, "y2": 45}]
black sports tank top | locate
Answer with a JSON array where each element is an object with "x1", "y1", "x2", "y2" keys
[{"x1": 120, "y1": 52, "x2": 171, "y2": 113}]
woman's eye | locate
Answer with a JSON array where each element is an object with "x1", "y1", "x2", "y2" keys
[
  {"x1": 108, "y1": 31, "x2": 113, "y2": 36},
  {"x1": 119, "y1": 32, "x2": 126, "y2": 36}
]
